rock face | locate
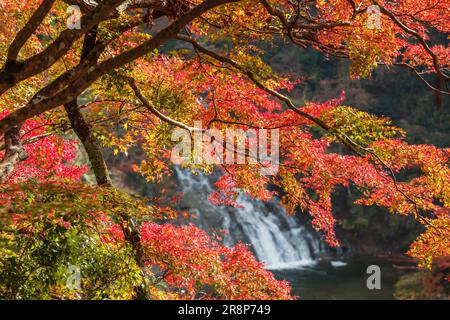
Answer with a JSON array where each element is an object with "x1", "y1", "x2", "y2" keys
[{"x1": 173, "y1": 167, "x2": 326, "y2": 268}]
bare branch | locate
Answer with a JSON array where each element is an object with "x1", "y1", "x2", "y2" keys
[
  {"x1": 127, "y1": 77, "x2": 199, "y2": 133},
  {"x1": 0, "y1": 133, "x2": 52, "y2": 152},
  {"x1": 393, "y1": 63, "x2": 450, "y2": 95}
]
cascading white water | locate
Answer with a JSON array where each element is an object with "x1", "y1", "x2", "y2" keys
[{"x1": 174, "y1": 167, "x2": 324, "y2": 269}]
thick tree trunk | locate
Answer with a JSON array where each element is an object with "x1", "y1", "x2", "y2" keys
[
  {"x1": 64, "y1": 100, "x2": 113, "y2": 187},
  {"x1": 64, "y1": 29, "x2": 150, "y2": 300},
  {"x1": 67, "y1": 98, "x2": 150, "y2": 298},
  {"x1": 64, "y1": 26, "x2": 112, "y2": 188},
  {"x1": 0, "y1": 125, "x2": 28, "y2": 183},
  {"x1": 67, "y1": 104, "x2": 151, "y2": 300}
]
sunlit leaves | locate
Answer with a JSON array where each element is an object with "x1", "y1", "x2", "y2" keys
[
  {"x1": 408, "y1": 212, "x2": 450, "y2": 269},
  {"x1": 321, "y1": 106, "x2": 406, "y2": 147}
]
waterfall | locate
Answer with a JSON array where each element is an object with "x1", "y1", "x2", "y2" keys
[{"x1": 174, "y1": 167, "x2": 325, "y2": 269}]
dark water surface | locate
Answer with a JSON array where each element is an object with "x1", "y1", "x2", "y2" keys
[{"x1": 271, "y1": 256, "x2": 401, "y2": 300}]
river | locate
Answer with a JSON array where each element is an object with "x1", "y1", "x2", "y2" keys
[{"x1": 271, "y1": 256, "x2": 400, "y2": 299}]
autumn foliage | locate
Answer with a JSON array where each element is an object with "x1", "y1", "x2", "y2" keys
[
  {"x1": 0, "y1": 0, "x2": 449, "y2": 299},
  {"x1": 0, "y1": 181, "x2": 291, "y2": 299}
]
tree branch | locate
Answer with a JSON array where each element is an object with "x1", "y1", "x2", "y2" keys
[
  {"x1": 374, "y1": 0, "x2": 450, "y2": 81},
  {"x1": 176, "y1": 34, "x2": 363, "y2": 155},
  {"x1": 0, "y1": 132, "x2": 52, "y2": 152},
  {"x1": 0, "y1": 0, "x2": 126, "y2": 95},
  {"x1": 0, "y1": 0, "x2": 241, "y2": 136},
  {"x1": 127, "y1": 77, "x2": 199, "y2": 133},
  {"x1": 6, "y1": 0, "x2": 56, "y2": 62}
]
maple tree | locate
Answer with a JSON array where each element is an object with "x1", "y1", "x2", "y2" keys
[{"x1": 0, "y1": 0, "x2": 449, "y2": 299}]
